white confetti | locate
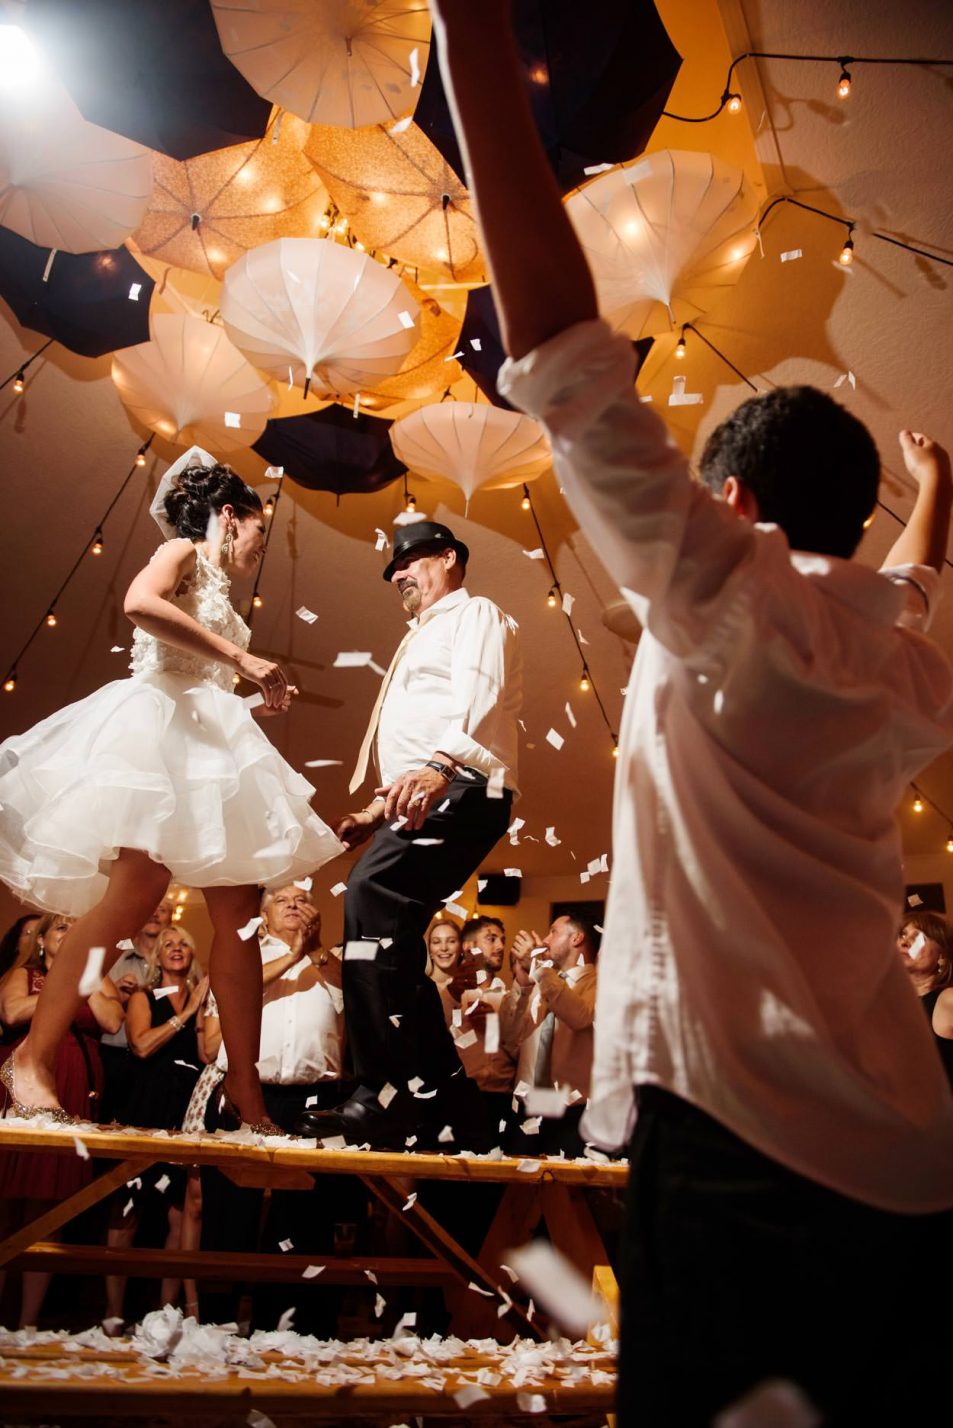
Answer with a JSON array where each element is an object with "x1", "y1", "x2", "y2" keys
[
  {"x1": 122, "y1": 1198, "x2": 134, "y2": 1217},
  {"x1": 223, "y1": 411, "x2": 241, "y2": 428},
  {"x1": 409, "y1": 46, "x2": 421, "y2": 86},
  {"x1": 78, "y1": 946, "x2": 106, "y2": 996},
  {"x1": 394, "y1": 1310, "x2": 417, "y2": 1336},
  {"x1": 264, "y1": 466, "x2": 284, "y2": 481},
  {"x1": 331, "y1": 882, "x2": 349, "y2": 898},
  {"x1": 503, "y1": 867, "x2": 522, "y2": 878},
  {"x1": 580, "y1": 870, "x2": 591, "y2": 884},
  {"x1": 344, "y1": 939, "x2": 377, "y2": 959},
  {"x1": 562, "y1": 591, "x2": 575, "y2": 617},
  {"x1": 500, "y1": 1263, "x2": 519, "y2": 1282},
  {"x1": 374, "y1": 527, "x2": 390, "y2": 551},
  {"x1": 154, "y1": 1174, "x2": 171, "y2": 1194},
  {"x1": 391, "y1": 815, "x2": 408, "y2": 831},
  {"x1": 402, "y1": 1191, "x2": 417, "y2": 1211},
  {"x1": 302, "y1": 1264, "x2": 325, "y2": 1279},
  {"x1": 908, "y1": 893, "x2": 924, "y2": 907},
  {"x1": 374, "y1": 1292, "x2": 386, "y2": 1318},
  {"x1": 320, "y1": 1135, "x2": 347, "y2": 1149},
  {"x1": 470, "y1": 337, "x2": 482, "y2": 351},
  {"x1": 546, "y1": 728, "x2": 564, "y2": 751},
  {"x1": 333, "y1": 650, "x2": 374, "y2": 667},
  {"x1": 437, "y1": 1124, "x2": 454, "y2": 1143},
  {"x1": 522, "y1": 547, "x2": 545, "y2": 560},
  {"x1": 833, "y1": 370, "x2": 856, "y2": 390},
  {"x1": 517, "y1": 1394, "x2": 548, "y2": 1415},
  {"x1": 517, "y1": 1159, "x2": 541, "y2": 1174},
  {"x1": 468, "y1": 1281, "x2": 494, "y2": 1296},
  {"x1": 907, "y1": 932, "x2": 926, "y2": 959},
  {"x1": 394, "y1": 508, "x2": 429, "y2": 526},
  {"x1": 484, "y1": 1012, "x2": 500, "y2": 1054},
  {"x1": 564, "y1": 702, "x2": 577, "y2": 728},
  {"x1": 583, "y1": 161, "x2": 615, "y2": 175},
  {"x1": 293, "y1": 876, "x2": 313, "y2": 891},
  {"x1": 444, "y1": 900, "x2": 468, "y2": 919},
  {"x1": 73, "y1": 1136, "x2": 89, "y2": 1160},
  {"x1": 455, "y1": 1029, "x2": 478, "y2": 1050},
  {"x1": 353, "y1": 391, "x2": 361, "y2": 417},
  {"x1": 507, "y1": 1241, "x2": 600, "y2": 1336},
  {"x1": 524, "y1": 1087, "x2": 568, "y2": 1119},
  {"x1": 242, "y1": 691, "x2": 265, "y2": 710},
  {"x1": 414, "y1": 838, "x2": 444, "y2": 846},
  {"x1": 378, "y1": 1083, "x2": 398, "y2": 1108},
  {"x1": 477, "y1": 877, "x2": 488, "y2": 892},
  {"x1": 396, "y1": 310, "x2": 415, "y2": 330},
  {"x1": 545, "y1": 826, "x2": 561, "y2": 847},
  {"x1": 388, "y1": 1014, "x2": 402, "y2": 1027},
  {"x1": 247, "y1": 1413, "x2": 277, "y2": 1428},
  {"x1": 780, "y1": 248, "x2": 802, "y2": 262},
  {"x1": 279, "y1": 1238, "x2": 293, "y2": 1253},
  {"x1": 508, "y1": 817, "x2": 525, "y2": 839},
  {"x1": 110, "y1": 645, "x2": 125, "y2": 653},
  {"x1": 237, "y1": 916, "x2": 264, "y2": 941},
  {"x1": 276, "y1": 1308, "x2": 295, "y2": 1333},
  {"x1": 454, "y1": 1386, "x2": 491, "y2": 1408},
  {"x1": 128, "y1": 282, "x2": 142, "y2": 300},
  {"x1": 389, "y1": 115, "x2": 412, "y2": 135},
  {"x1": 487, "y1": 767, "x2": 506, "y2": 800},
  {"x1": 521, "y1": 1116, "x2": 542, "y2": 1136},
  {"x1": 304, "y1": 758, "x2": 342, "y2": 768},
  {"x1": 404, "y1": 1135, "x2": 417, "y2": 1148},
  {"x1": 444, "y1": 349, "x2": 464, "y2": 361},
  {"x1": 295, "y1": 606, "x2": 318, "y2": 624},
  {"x1": 668, "y1": 374, "x2": 703, "y2": 407},
  {"x1": 151, "y1": 984, "x2": 177, "y2": 1000}
]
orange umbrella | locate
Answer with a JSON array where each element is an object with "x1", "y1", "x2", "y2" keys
[
  {"x1": 305, "y1": 121, "x2": 484, "y2": 285},
  {"x1": 212, "y1": 0, "x2": 431, "y2": 129},
  {"x1": 345, "y1": 278, "x2": 462, "y2": 413},
  {"x1": 132, "y1": 111, "x2": 327, "y2": 281}
]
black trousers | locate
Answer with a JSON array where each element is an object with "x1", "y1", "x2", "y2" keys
[
  {"x1": 618, "y1": 1086, "x2": 953, "y2": 1428},
  {"x1": 343, "y1": 775, "x2": 512, "y2": 1087}
]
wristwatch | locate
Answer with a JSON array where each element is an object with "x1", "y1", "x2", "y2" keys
[{"x1": 425, "y1": 759, "x2": 457, "y2": 781}]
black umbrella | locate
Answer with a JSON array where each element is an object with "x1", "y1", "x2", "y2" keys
[
  {"x1": 21, "y1": 0, "x2": 272, "y2": 161},
  {"x1": 458, "y1": 285, "x2": 654, "y2": 409},
  {"x1": 413, "y1": 0, "x2": 681, "y2": 196},
  {"x1": 253, "y1": 406, "x2": 406, "y2": 498},
  {"x1": 0, "y1": 229, "x2": 154, "y2": 358}
]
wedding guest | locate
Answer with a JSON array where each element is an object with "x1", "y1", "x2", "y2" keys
[
  {"x1": 0, "y1": 913, "x2": 122, "y2": 1326},
  {"x1": 898, "y1": 911, "x2": 953, "y2": 1086},
  {"x1": 0, "y1": 914, "x2": 41, "y2": 987},
  {"x1": 99, "y1": 898, "x2": 173, "y2": 1123}
]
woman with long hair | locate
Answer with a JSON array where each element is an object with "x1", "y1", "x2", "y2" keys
[{"x1": 0, "y1": 454, "x2": 343, "y2": 1132}]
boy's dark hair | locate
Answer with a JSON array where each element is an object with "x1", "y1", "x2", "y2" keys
[{"x1": 699, "y1": 386, "x2": 879, "y2": 559}]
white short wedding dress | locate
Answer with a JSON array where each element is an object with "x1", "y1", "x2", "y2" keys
[{"x1": 0, "y1": 547, "x2": 344, "y2": 915}]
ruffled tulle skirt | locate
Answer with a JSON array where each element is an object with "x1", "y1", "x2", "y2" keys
[{"x1": 0, "y1": 672, "x2": 345, "y2": 915}]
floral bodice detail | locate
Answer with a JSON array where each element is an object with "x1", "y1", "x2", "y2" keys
[{"x1": 130, "y1": 546, "x2": 250, "y2": 692}]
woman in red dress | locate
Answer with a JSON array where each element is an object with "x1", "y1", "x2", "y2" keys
[{"x1": 0, "y1": 914, "x2": 123, "y2": 1325}]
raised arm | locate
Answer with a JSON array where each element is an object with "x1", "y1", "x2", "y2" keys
[
  {"x1": 431, "y1": 0, "x2": 596, "y2": 358},
  {"x1": 883, "y1": 432, "x2": 952, "y2": 574}
]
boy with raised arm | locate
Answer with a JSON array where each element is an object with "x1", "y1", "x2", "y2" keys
[{"x1": 431, "y1": 3, "x2": 953, "y2": 1423}]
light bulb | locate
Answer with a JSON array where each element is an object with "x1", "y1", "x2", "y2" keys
[
  {"x1": 252, "y1": 593, "x2": 263, "y2": 609},
  {"x1": 91, "y1": 531, "x2": 104, "y2": 555},
  {"x1": 675, "y1": 335, "x2": 686, "y2": 360},
  {"x1": 521, "y1": 487, "x2": 531, "y2": 511},
  {"x1": 264, "y1": 497, "x2": 275, "y2": 517},
  {"x1": 3, "y1": 671, "x2": 16, "y2": 693},
  {"x1": 579, "y1": 671, "x2": 591, "y2": 693},
  {"x1": 232, "y1": 672, "x2": 240, "y2": 686},
  {"x1": 838, "y1": 236, "x2": 854, "y2": 266},
  {"x1": 946, "y1": 835, "x2": 953, "y2": 854},
  {"x1": 547, "y1": 589, "x2": 558, "y2": 609},
  {"x1": 836, "y1": 68, "x2": 851, "y2": 99},
  {"x1": 612, "y1": 744, "x2": 619, "y2": 760},
  {"x1": 45, "y1": 609, "x2": 57, "y2": 628},
  {"x1": 12, "y1": 370, "x2": 24, "y2": 394},
  {"x1": 135, "y1": 446, "x2": 147, "y2": 467},
  {"x1": 913, "y1": 796, "x2": 924, "y2": 813},
  {"x1": 405, "y1": 493, "x2": 417, "y2": 513},
  {"x1": 726, "y1": 93, "x2": 742, "y2": 115}
]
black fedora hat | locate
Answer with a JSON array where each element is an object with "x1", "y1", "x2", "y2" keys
[{"x1": 382, "y1": 520, "x2": 470, "y2": 582}]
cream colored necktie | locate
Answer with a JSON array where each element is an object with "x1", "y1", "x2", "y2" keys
[{"x1": 348, "y1": 628, "x2": 415, "y2": 795}]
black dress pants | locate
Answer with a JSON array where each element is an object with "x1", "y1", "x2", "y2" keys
[
  {"x1": 618, "y1": 1085, "x2": 953, "y2": 1428},
  {"x1": 343, "y1": 775, "x2": 512, "y2": 1088}
]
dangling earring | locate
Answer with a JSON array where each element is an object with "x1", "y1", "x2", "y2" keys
[{"x1": 221, "y1": 525, "x2": 234, "y2": 563}]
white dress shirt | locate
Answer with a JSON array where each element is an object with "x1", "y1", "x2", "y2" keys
[
  {"x1": 501, "y1": 319, "x2": 953, "y2": 1213},
  {"x1": 101, "y1": 944, "x2": 151, "y2": 1049},
  {"x1": 216, "y1": 934, "x2": 344, "y2": 1084},
  {"x1": 376, "y1": 588, "x2": 522, "y2": 793}
]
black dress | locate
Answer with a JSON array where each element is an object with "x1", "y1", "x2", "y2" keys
[
  {"x1": 124, "y1": 989, "x2": 202, "y2": 1207},
  {"x1": 921, "y1": 989, "x2": 953, "y2": 1090}
]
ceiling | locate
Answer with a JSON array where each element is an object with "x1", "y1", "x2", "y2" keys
[{"x1": 0, "y1": 0, "x2": 951, "y2": 935}]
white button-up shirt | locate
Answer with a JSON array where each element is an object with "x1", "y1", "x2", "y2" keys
[
  {"x1": 216, "y1": 934, "x2": 344, "y2": 1084},
  {"x1": 501, "y1": 319, "x2": 953, "y2": 1213},
  {"x1": 376, "y1": 587, "x2": 522, "y2": 792}
]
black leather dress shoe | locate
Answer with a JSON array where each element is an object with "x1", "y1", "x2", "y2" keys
[{"x1": 292, "y1": 1091, "x2": 416, "y2": 1149}]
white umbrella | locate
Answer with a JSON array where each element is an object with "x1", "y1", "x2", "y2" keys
[
  {"x1": 212, "y1": 0, "x2": 431, "y2": 129},
  {"x1": 0, "y1": 79, "x2": 152, "y2": 253},
  {"x1": 390, "y1": 401, "x2": 551, "y2": 504},
  {"x1": 220, "y1": 236, "x2": 419, "y2": 399},
  {"x1": 565, "y1": 149, "x2": 760, "y2": 337},
  {"x1": 111, "y1": 313, "x2": 275, "y2": 453}
]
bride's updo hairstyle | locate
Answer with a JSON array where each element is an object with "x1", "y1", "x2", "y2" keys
[{"x1": 163, "y1": 461, "x2": 263, "y2": 541}]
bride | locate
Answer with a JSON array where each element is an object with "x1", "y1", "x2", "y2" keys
[{"x1": 0, "y1": 450, "x2": 344, "y2": 1132}]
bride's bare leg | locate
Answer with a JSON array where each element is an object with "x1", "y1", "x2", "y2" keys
[
  {"x1": 203, "y1": 885, "x2": 267, "y2": 1124},
  {"x1": 14, "y1": 849, "x2": 170, "y2": 1108}
]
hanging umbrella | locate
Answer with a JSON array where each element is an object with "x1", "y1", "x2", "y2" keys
[
  {"x1": 111, "y1": 313, "x2": 275, "y2": 453},
  {"x1": 220, "y1": 236, "x2": 419, "y2": 399},
  {"x1": 131, "y1": 250, "x2": 224, "y2": 327},
  {"x1": 390, "y1": 401, "x2": 550, "y2": 504},
  {"x1": 211, "y1": 0, "x2": 431, "y2": 130},
  {"x1": 565, "y1": 150, "x2": 760, "y2": 338},
  {"x1": 0, "y1": 228, "x2": 153, "y2": 357},
  {"x1": 0, "y1": 81, "x2": 152, "y2": 253},
  {"x1": 20, "y1": 0, "x2": 272, "y2": 161},
  {"x1": 132, "y1": 112, "x2": 328, "y2": 282},
  {"x1": 254, "y1": 404, "x2": 406, "y2": 497},
  {"x1": 412, "y1": 0, "x2": 681, "y2": 195},
  {"x1": 305, "y1": 122, "x2": 484, "y2": 285},
  {"x1": 339, "y1": 277, "x2": 462, "y2": 414}
]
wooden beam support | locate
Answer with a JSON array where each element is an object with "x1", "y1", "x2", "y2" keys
[{"x1": 0, "y1": 1158, "x2": 152, "y2": 1267}]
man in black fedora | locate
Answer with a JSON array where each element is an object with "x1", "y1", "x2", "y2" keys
[{"x1": 295, "y1": 520, "x2": 523, "y2": 1148}]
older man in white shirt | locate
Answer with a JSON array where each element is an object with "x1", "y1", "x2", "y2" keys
[
  {"x1": 434, "y1": 4, "x2": 953, "y2": 1425},
  {"x1": 299, "y1": 521, "x2": 522, "y2": 1148}
]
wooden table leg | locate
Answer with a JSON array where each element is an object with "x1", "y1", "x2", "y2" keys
[
  {"x1": 0, "y1": 1158, "x2": 153, "y2": 1267},
  {"x1": 539, "y1": 1182, "x2": 610, "y2": 1277}
]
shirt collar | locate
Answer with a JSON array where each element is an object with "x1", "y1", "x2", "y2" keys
[{"x1": 407, "y1": 586, "x2": 470, "y2": 631}]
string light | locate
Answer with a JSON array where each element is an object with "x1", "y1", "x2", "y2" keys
[
  {"x1": 612, "y1": 744, "x2": 619, "y2": 760},
  {"x1": 45, "y1": 609, "x2": 57, "y2": 628},
  {"x1": 3, "y1": 670, "x2": 16, "y2": 693},
  {"x1": 725, "y1": 93, "x2": 742, "y2": 114},
  {"x1": 838, "y1": 234, "x2": 855, "y2": 266},
  {"x1": 913, "y1": 796, "x2": 924, "y2": 813},
  {"x1": 946, "y1": 834, "x2": 953, "y2": 855},
  {"x1": 675, "y1": 331, "x2": 687, "y2": 360},
  {"x1": 252, "y1": 593, "x2": 263, "y2": 608},
  {"x1": 12, "y1": 370, "x2": 24, "y2": 394},
  {"x1": 264, "y1": 496, "x2": 275, "y2": 517},
  {"x1": 837, "y1": 65, "x2": 852, "y2": 98},
  {"x1": 521, "y1": 484, "x2": 531, "y2": 512},
  {"x1": 135, "y1": 444, "x2": 148, "y2": 467},
  {"x1": 90, "y1": 530, "x2": 104, "y2": 556},
  {"x1": 579, "y1": 668, "x2": 591, "y2": 693},
  {"x1": 759, "y1": 195, "x2": 953, "y2": 271},
  {"x1": 547, "y1": 588, "x2": 558, "y2": 609}
]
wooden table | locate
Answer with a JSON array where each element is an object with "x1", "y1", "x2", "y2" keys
[{"x1": 0, "y1": 1122, "x2": 627, "y2": 1341}]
